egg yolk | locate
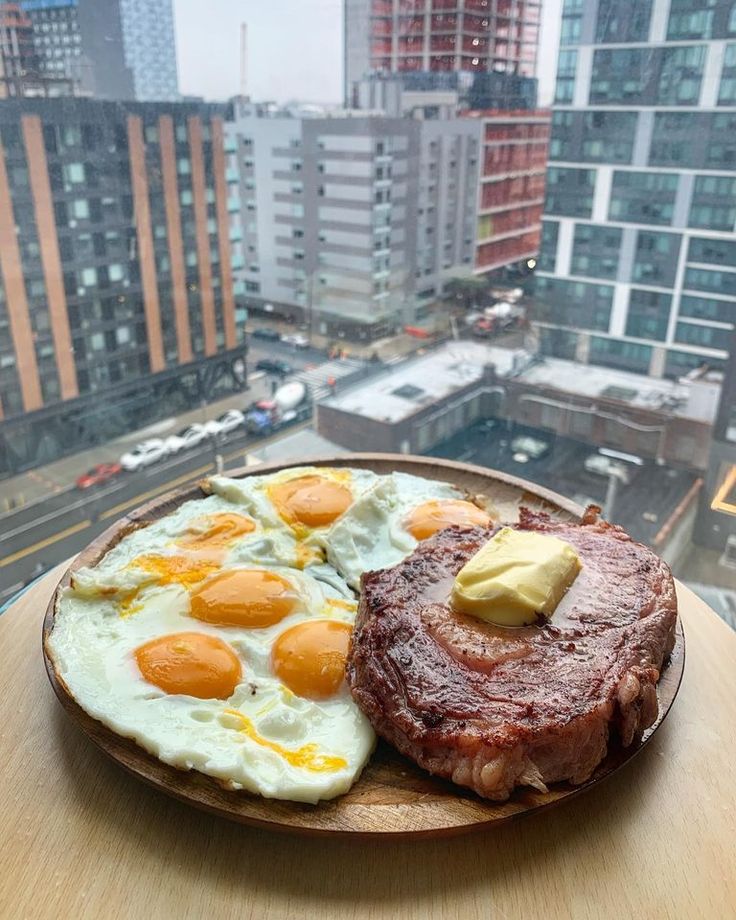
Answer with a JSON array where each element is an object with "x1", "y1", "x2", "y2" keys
[
  {"x1": 268, "y1": 475, "x2": 352, "y2": 528},
  {"x1": 177, "y1": 512, "x2": 256, "y2": 551},
  {"x1": 271, "y1": 620, "x2": 352, "y2": 700},
  {"x1": 132, "y1": 554, "x2": 219, "y2": 588},
  {"x1": 403, "y1": 499, "x2": 492, "y2": 541},
  {"x1": 135, "y1": 632, "x2": 241, "y2": 699},
  {"x1": 189, "y1": 569, "x2": 298, "y2": 628}
]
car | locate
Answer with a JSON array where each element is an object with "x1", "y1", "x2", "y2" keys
[
  {"x1": 119, "y1": 439, "x2": 168, "y2": 472},
  {"x1": 213, "y1": 408, "x2": 245, "y2": 435},
  {"x1": 251, "y1": 327, "x2": 280, "y2": 341},
  {"x1": 510, "y1": 435, "x2": 551, "y2": 463},
  {"x1": 255, "y1": 358, "x2": 293, "y2": 376},
  {"x1": 165, "y1": 424, "x2": 208, "y2": 454},
  {"x1": 280, "y1": 333, "x2": 309, "y2": 349},
  {"x1": 584, "y1": 453, "x2": 632, "y2": 484},
  {"x1": 75, "y1": 462, "x2": 122, "y2": 490}
]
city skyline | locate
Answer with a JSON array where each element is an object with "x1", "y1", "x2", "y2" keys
[{"x1": 173, "y1": 0, "x2": 562, "y2": 105}]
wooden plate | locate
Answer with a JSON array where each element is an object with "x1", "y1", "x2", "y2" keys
[{"x1": 42, "y1": 453, "x2": 685, "y2": 839}]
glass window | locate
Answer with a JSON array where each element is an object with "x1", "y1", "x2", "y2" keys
[
  {"x1": 689, "y1": 175, "x2": 736, "y2": 230},
  {"x1": 680, "y1": 295, "x2": 734, "y2": 324},
  {"x1": 667, "y1": 2, "x2": 714, "y2": 40},
  {"x1": 684, "y1": 267, "x2": 736, "y2": 296},
  {"x1": 570, "y1": 224, "x2": 622, "y2": 279},
  {"x1": 544, "y1": 166, "x2": 595, "y2": 218},
  {"x1": 596, "y1": 0, "x2": 653, "y2": 42},
  {"x1": 688, "y1": 236, "x2": 736, "y2": 266},
  {"x1": 64, "y1": 163, "x2": 85, "y2": 184},
  {"x1": 72, "y1": 199, "x2": 90, "y2": 219},
  {"x1": 537, "y1": 220, "x2": 559, "y2": 273},
  {"x1": 657, "y1": 46, "x2": 706, "y2": 105},
  {"x1": 665, "y1": 349, "x2": 725, "y2": 378},
  {"x1": 632, "y1": 231, "x2": 681, "y2": 286},
  {"x1": 581, "y1": 111, "x2": 636, "y2": 164},
  {"x1": 719, "y1": 44, "x2": 736, "y2": 105},
  {"x1": 80, "y1": 267, "x2": 97, "y2": 287},
  {"x1": 533, "y1": 277, "x2": 613, "y2": 331},
  {"x1": 675, "y1": 322, "x2": 730, "y2": 349},
  {"x1": 609, "y1": 171, "x2": 678, "y2": 224},
  {"x1": 108, "y1": 264, "x2": 124, "y2": 282},
  {"x1": 589, "y1": 336, "x2": 653, "y2": 373},
  {"x1": 590, "y1": 48, "x2": 648, "y2": 104},
  {"x1": 554, "y1": 49, "x2": 577, "y2": 103},
  {"x1": 625, "y1": 290, "x2": 672, "y2": 341}
]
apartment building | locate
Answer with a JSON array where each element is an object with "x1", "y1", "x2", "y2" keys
[
  {"x1": 0, "y1": 98, "x2": 241, "y2": 476},
  {"x1": 225, "y1": 100, "x2": 480, "y2": 341},
  {"x1": 534, "y1": 0, "x2": 736, "y2": 380}
]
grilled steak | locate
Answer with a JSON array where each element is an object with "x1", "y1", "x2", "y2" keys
[{"x1": 347, "y1": 508, "x2": 678, "y2": 801}]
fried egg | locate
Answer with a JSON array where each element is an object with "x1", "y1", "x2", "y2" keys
[
  {"x1": 207, "y1": 466, "x2": 378, "y2": 541},
  {"x1": 48, "y1": 561, "x2": 374, "y2": 803},
  {"x1": 323, "y1": 472, "x2": 494, "y2": 588}
]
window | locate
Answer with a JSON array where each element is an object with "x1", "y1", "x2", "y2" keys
[
  {"x1": 72, "y1": 199, "x2": 90, "y2": 220},
  {"x1": 679, "y1": 295, "x2": 734, "y2": 324},
  {"x1": 589, "y1": 336, "x2": 652, "y2": 373},
  {"x1": 609, "y1": 172, "x2": 678, "y2": 224},
  {"x1": 537, "y1": 220, "x2": 559, "y2": 273},
  {"x1": 684, "y1": 267, "x2": 736, "y2": 297},
  {"x1": 689, "y1": 175, "x2": 736, "y2": 230},
  {"x1": 688, "y1": 236, "x2": 736, "y2": 266},
  {"x1": 719, "y1": 44, "x2": 736, "y2": 105},
  {"x1": 596, "y1": 0, "x2": 653, "y2": 42},
  {"x1": 544, "y1": 167, "x2": 595, "y2": 218},
  {"x1": 554, "y1": 49, "x2": 577, "y2": 103},
  {"x1": 570, "y1": 225, "x2": 622, "y2": 279},
  {"x1": 533, "y1": 277, "x2": 613, "y2": 331},
  {"x1": 632, "y1": 231, "x2": 681, "y2": 286},
  {"x1": 625, "y1": 290, "x2": 672, "y2": 341},
  {"x1": 674, "y1": 321, "x2": 730, "y2": 350}
]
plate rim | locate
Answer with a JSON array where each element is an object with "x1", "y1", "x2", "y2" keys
[{"x1": 42, "y1": 453, "x2": 684, "y2": 838}]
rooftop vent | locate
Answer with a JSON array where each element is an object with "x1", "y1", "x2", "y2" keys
[
  {"x1": 601, "y1": 385, "x2": 638, "y2": 402},
  {"x1": 392, "y1": 384, "x2": 425, "y2": 400}
]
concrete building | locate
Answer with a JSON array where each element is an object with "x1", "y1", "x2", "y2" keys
[
  {"x1": 316, "y1": 341, "x2": 719, "y2": 471},
  {"x1": 119, "y1": 0, "x2": 179, "y2": 102},
  {"x1": 344, "y1": 0, "x2": 541, "y2": 105},
  {"x1": 225, "y1": 100, "x2": 480, "y2": 341},
  {"x1": 0, "y1": 98, "x2": 242, "y2": 476},
  {"x1": 534, "y1": 0, "x2": 735, "y2": 380}
]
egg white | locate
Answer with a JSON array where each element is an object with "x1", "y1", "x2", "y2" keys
[
  {"x1": 322, "y1": 472, "x2": 466, "y2": 588},
  {"x1": 49, "y1": 563, "x2": 374, "y2": 803}
]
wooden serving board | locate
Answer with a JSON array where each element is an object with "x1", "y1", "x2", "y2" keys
[{"x1": 42, "y1": 453, "x2": 685, "y2": 839}]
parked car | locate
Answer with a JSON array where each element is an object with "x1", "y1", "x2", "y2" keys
[
  {"x1": 584, "y1": 453, "x2": 632, "y2": 484},
  {"x1": 251, "y1": 327, "x2": 280, "y2": 341},
  {"x1": 165, "y1": 424, "x2": 208, "y2": 454},
  {"x1": 119, "y1": 439, "x2": 168, "y2": 472},
  {"x1": 255, "y1": 358, "x2": 293, "y2": 376},
  {"x1": 212, "y1": 409, "x2": 245, "y2": 435},
  {"x1": 281, "y1": 333, "x2": 309, "y2": 349},
  {"x1": 75, "y1": 462, "x2": 122, "y2": 490},
  {"x1": 510, "y1": 435, "x2": 551, "y2": 463}
]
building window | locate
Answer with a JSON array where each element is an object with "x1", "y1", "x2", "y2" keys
[
  {"x1": 589, "y1": 337, "x2": 652, "y2": 373},
  {"x1": 533, "y1": 277, "x2": 613, "y2": 331},
  {"x1": 667, "y1": 1, "x2": 715, "y2": 40},
  {"x1": 596, "y1": 0, "x2": 653, "y2": 42},
  {"x1": 689, "y1": 175, "x2": 736, "y2": 230},
  {"x1": 719, "y1": 44, "x2": 736, "y2": 105},
  {"x1": 688, "y1": 236, "x2": 736, "y2": 266},
  {"x1": 537, "y1": 220, "x2": 559, "y2": 273},
  {"x1": 657, "y1": 45, "x2": 706, "y2": 105},
  {"x1": 632, "y1": 231, "x2": 681, "y2": 286},
  {"x1": 177, "y1": 158, "x2": 191, "y2": 175},
  {"x1": 679, "y1": 295, "x2": 734, "y2": 324},
  {"x1": 570, "y1": 224, "x2": 622, "y2": 279},
  {"x1": 625, "y1": 290, "x2": 672, "y2": 341},
  {"x1": 72, "y1": 198, "x2": 90, "y2": 219},
  {"x1": 544, "y1": 166, "x2": 595, "y2": 218},
  {"x1": 675, "y1": 322, "x2": 729, "y2": 349},
  {"x1": 683, "y1": 267, "x2": 736, "y2": 296},
  {"x1": 554, "y1": 49, "x2": 577, "y2": 103},
  {"x1": 609, "y1": 171, "x2": 678, "y2": 224},
  {"x1": 665, "y1": 349, "x2": 725, "y2": 378}
]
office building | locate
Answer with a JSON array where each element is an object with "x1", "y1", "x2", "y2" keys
[
  {"x1": 21, "y1": 0, "x2": 134, "y2": 99},
  {"x1": 119, "y1": 0, "x2": 179, "y2": 102},
  {"x1": 0, "y1": 98, "x2": 242, "y2": 476},
  {"x1": 0, "y1": 2, "x2": 36, "y2": 96},
  {"x1": 534, "y1": 0, "x2": 735, "y2": 380},
  {"x1": 344, "y1": 0, "x2": 541, "y2": 105},
  {"x1": 20, "y1": 0, "x2": 179, "y2": 101},
  {"x1": 225, "y1": 100, "x2": 479, "y2": 341}
]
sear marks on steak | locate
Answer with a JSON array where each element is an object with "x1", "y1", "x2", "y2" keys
[{"x1": 347, "y1": 508, "x2": 678, "y2": 801}]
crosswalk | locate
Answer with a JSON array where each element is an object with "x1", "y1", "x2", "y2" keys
[{"x1": 294, "y1": 358, "x2": 367, "y2": 402}]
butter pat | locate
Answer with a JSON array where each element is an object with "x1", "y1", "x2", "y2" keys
[{"x1": 451, "y1": 527, "x2": 581, "y2": 627}]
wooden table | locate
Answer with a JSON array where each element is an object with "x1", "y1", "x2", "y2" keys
[{"x1": 1, "y1": 566, "x2": 735, "y2": 919}]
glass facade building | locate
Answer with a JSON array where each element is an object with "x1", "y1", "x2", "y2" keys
[{"x1": 534, "y1": 0, "x2": 736, "y2": 378}]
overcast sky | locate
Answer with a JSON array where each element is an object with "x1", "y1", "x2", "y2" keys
[{"x1": 173, "y1": 0, "x2": 562, "y2": 105}]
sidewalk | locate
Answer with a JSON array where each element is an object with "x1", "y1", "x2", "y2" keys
[{"x1": 0, "y1": 374, "x2": 271, "y2": 515}]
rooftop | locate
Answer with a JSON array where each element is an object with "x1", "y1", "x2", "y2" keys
[
  {"x1": 321, "y1": 342, "x2": 510, "y2": 424},
  {"x1": 321, "y1": 341, "x2": 722, "y2": 426}
]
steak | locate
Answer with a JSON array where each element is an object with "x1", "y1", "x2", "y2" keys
[{"x1": 347, "y1": 508, "x2": 678, "y2": 801}]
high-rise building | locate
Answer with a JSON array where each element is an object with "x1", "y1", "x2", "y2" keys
[
  {"x1": 0, "y1": 98, "x2": 242, "y2": 476},
  {"x1": 344, "y1": 0, "x2": 541, "y2": 105},
  {"x1": 21, "y1": 0, "x2": 134, "y2": 99},
  {"x1": 533, "y1": 0, "x2": 735, "y2": 380},
  {"x1": 19, "y1": 0, "x2": 179, "y2": 101},
  {"x1": 119, "y1": 0, "x2": 179, "y2": 102},
  {"x1": 225, "y1": 100, "x2": 480, "y2": 342},
  {"x1": 0, "y1": 3, "x2": 37, "y2": 96}
]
